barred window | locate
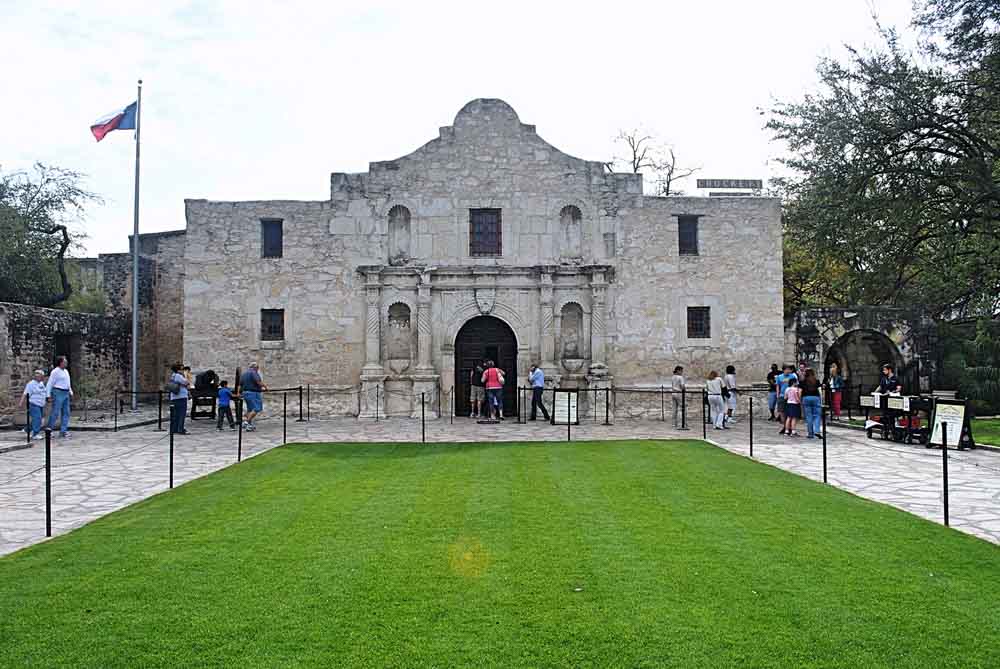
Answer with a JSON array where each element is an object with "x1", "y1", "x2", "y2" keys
[
  {"x1": 678, "y1": 215, "x2": 699, "y2": 256},
  {"x1": 261, "y1": 219, "x2": 283, "y2": 258},
  {"x1": 687, "y1": 306, "x2": 711, "y2": 339},
  {"x1": 261, "y1": 309, "x2": 285, "y2": 341},
  {"x1": 469, "y1": 208, "x2": 502, "y2": 256}
]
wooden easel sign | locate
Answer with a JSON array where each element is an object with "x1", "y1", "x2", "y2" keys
[
  {"x1": 551, "y1": 389, "x2": 580, "y2": 426},
  {"x1": 930, "y1": 399, "x2": 975, "y2": 450}
]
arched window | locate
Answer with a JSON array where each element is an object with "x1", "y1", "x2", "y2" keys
[
  {"x1": 559, "y1": 205, "x2": 582, "y2": 261},
  {"x1": 387, "y1": 302, "x2": 412, "y2": 359},
  {"x1": 560, "y1": 302, "x2": 584, "y2": 358},
  {"x1": 388, "y1": 205, "x2": 411, "y2": 266}
]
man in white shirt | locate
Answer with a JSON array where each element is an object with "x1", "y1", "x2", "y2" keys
[
  {"x1": 19, "y1": 369, "x2": 48, "y2": 440},
  {"x1": 45, "y1": 356, "x2": 73, "y2": 438}
]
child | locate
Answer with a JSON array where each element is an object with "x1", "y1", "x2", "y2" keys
[
  {"x1": 216, "y1": 380, "x2": 236, "y2": 430},
  {"x1": 782, "y1": 378, "x2": 802, "y2": 437}
]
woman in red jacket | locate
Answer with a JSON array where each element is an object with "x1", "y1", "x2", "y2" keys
[{"x1": 481, "y1": 360, "x2": 506, "y2": 420}]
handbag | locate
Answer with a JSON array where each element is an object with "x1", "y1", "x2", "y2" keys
[{"x1": 165, "y1": 376, "x2": 180, "y2": 394}]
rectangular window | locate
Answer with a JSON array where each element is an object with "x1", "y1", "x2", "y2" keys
[
  {"x1": 678, "y1": 215, "x2": 699, "y2": 256},
  {"x1": 260, "y1": 309, "x2": 285, "y2": 341},
  {"x1": 261, "y1": 219, "x2": 283, "y2": 258},
  {"x1": 687, "y1": 306, "x2": 711, "y2": 339},
  {"x1": 469, "y1": 208, "x2": 502, "y2": 256}
]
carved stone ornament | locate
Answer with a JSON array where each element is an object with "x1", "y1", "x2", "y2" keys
[{"x1": 475, "y1": 288, "x2": 496, "y2": 315}]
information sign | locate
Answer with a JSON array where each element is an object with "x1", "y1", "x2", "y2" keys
[
  {"x1": 551, "y1": 389, "x2": 579, "y2": 426},
  {"x1": 930, "y1": 399, "x2": 967, "y2": 446}
]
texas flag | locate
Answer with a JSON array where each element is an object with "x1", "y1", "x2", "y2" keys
[{"x1": 90, "y1": 101, "x2": 137, "y2": 142}]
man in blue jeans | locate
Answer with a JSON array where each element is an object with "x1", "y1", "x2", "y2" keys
[
  {"x1": 528, "y1": 364, "x2": 550, "y2": 422},
  {"x1": 46, "y1": 356, "x2": 73, "y2": 438},
  {"x1": 240, "y1": 362, "x2": 268, "y2": 431}
]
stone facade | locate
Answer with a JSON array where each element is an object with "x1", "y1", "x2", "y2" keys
[{"x1": 181, "y1": 99, "x2": 784, "y2": 416}]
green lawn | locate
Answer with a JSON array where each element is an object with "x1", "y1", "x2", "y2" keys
[
  {"x1": 2, "y1": 440, "x2": 998, "y2": 668},
  {"x1": 973, "y1": 418, "x2": 1000, "y2": 446}
]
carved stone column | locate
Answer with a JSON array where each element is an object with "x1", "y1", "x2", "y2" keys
[
  {"x1": 539, "y1": 271, "x2": 555, "y2": 369},
  {"x1": 590, "y1": 271, "x2": 608, "y2": 370},
  {"x1": 360, "y1": 268, "x2": 386, "y2": 418},
  {"x1": 411, "y1": 269, "x2": 439, "y2": 418}
]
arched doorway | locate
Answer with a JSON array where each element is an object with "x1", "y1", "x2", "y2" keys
[
  {"x1": 454, "y1": 316, "x2": 518, "y2": 417},
  {"x1": 825, "y1": 329, "x2": 904, "y2": 397}
]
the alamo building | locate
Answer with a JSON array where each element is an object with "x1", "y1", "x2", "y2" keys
[{"x1": 175, "y1": 99, "x2": 783, "y2": 418}]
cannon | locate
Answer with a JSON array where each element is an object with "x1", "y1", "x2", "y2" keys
[{"x1": 190, "y1": 369, "x2": 219, "y2": 419}]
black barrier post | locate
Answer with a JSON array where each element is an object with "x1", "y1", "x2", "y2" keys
[
  {"x1": 375, "y1": 384, "x2": 380, "y2": 422},
  {"x1": 114, "y1": 389, "x2": 118, "y2": 432},
  {"x1": 283, "y1": 392, "x2": 288, "y2": 444},
  {"x1": 44, "y1": 428, "x2": 52, "y2": 537},
  {"x1": 306, "y1": 384, "x2": 311, "y2": 421},
  {"x1": 749, "y1": 396, "x2": 754, "y2": 458},
  {"x1": 450, "y1": 389, "x2": 454, "y2": 424},
  {"x1": 942, "y1": 422, "x2": 950, "y2": 527},
  {"x1": 168, "y1": 404, "x2": 175, "y2": 489},
  {"x1": 421, "y1": 392, "x2": 426, "y2": 443},
  {"x1": 660, "y1": 385, "x2": 665, "y2": 422},
  {"x1": 25, "y1": 405, "x2": 30, "y2": 444},
  {"x1": 604, "y1": 387, "x2": 611, "y2": 425},
  {"x1": 297, "y1": 385, "x2": 304, "y2": 422},
  {"x1": 681, "y1": 386, "x2": 688, "y2": 430},
  {"x1": 822, "y1": 404, "x2": 829, "y2": 483},
  {"x1": 157, "y1": 391, "x2": 164, "y2": 431},
  {"x1": 567, "y1": 392, "x2": 571, "y2": 442},
  {"x1": 237, "y1": 398, "x2": 243, "y2": 462},
  {"x1": 702, "y1": 390, "x2": 707, "y2": 439}
]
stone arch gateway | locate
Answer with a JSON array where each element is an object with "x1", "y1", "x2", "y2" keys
[{"x1": 454, "y1": 316, "x2": 518, "y2": 418}]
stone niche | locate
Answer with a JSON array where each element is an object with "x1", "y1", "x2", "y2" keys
[
  {"x1": 386, "y1": 302, "x2": 413, "y2": 373},
  {"x1": 388, "y1": 205, "x2": 411, "y2": 266}
]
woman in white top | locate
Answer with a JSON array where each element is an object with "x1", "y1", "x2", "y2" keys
[
  {"x1": 706, "y1": 371, "x2": 728, "y2": 430},
  {"x1": 724, "y1": 365, "x2": 738, "y2": 421}
]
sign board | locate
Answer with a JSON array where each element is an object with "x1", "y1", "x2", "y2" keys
[
  {"x1": 697, "y1": 179, "x2": 763, "y2": 190},
  {"x1": 860, "y1": 395, "x2": 877, "y2": 408},
  {"x1": 551, "y1": 389, "x2": 579, "y2": 426},
  {"x1": 930, "y1": 399, "x2": 967, "y2": 447},
  {"x1": 887, "y1": 396, "x2": 910, "y2": 411}
]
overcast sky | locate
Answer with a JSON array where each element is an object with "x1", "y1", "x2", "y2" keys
[{"x1": 2, "y1": 0, "x2": 915, "y2": 256}]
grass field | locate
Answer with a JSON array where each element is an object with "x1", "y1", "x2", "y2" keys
[
  {"x1": 2, "y1": 440, "x2": 999, "y2": 668},
  {"x1": 973, "y1": 418, "x2": 1000, "y2": 446}
]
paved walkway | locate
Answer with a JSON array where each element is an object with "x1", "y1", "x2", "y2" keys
[{"x1": 2, "y1": 414, "x2": 999, "y2": 556}]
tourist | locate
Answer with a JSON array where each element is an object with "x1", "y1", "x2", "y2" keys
[
  {"x1": 481, "y1": 360, "x2": 505, "y2": 420},
  {"x1": 781, "y1": 377, "x2": 802, "y2": 436},
  {"x1": 801, "y1": 368, "x2": 823, "y2": 439},
  {"x1": 470, "y1": 360, "x2": 485, "y2": 418},
  {"x1": 877, "y1": 363, "x2": 902, "y2": 394},
  {"x1": 775, "y1": 364, "x2": 796, "y2": 422},
  {"x1": 528, "y1": 363, "x2": 550, "y2": 421},
  {"x1": 671, "y1": 365, "x2": 686, "y2": 428},
  {"x1": 240, "y1": 362, "x2": 267, "y2": 431},
  {"x1": 45, "y1": 356, "x2": 73, "y2": 438},
  {"x1": 828, "y1": 362, "x2": 844, "y2": 417},
  {"x1": 19, "y1": 369, "x2": 48, "y2": 440},
  {"x1": 167, "y1": 363, "x2": 190, "y2": 434},
  {"x1": 216, "y1": 380, "x2": 236, "y2": 430},
  {"x1": 766, "y1": 364, "x2": 780, "y2": 420},
  {"x1": 724, "y1": 365, "x2": 738, "y2": 422},
  {"x1": 706, "y1": 371, "x2": 727, "y2": 430}
]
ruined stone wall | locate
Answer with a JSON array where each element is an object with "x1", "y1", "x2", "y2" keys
[
  {"x1": 0, "y1": 302, "x2": 129, "y2": 416},
  {"x1": 610, "y1": 196, "x2": 784, "y2": 385},
  {"x1": 137, "y1": 232, "x2": 186, "y2": 384}
]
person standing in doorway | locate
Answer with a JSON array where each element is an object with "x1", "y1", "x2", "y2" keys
[
  {"x1": 168, "y1": 363, "x2": 190, "y2": 435},
  {"x1": 766, "y1": 364, "x2": 780, "y2": 421},
  {"x1": 671, "y1": 366, "x2": 686, "y2": 428},
  {"x1": 470, "y1": 361, "x2": 485, "y2": 418},
  {"x1": 827, "y1": 362, "x2": 844, "y2": 418},
  {"x1": 216, "y1": 380, "x2": 236, "y2": 430},
  {"x1": 240, "y1": 362, "x2": 267, "y2": 431},
  {"x1": 481, "y1": 360, "x2": 505, "y2": 420},
  {"x1": 19, "y1": 369, "x2": 48, "y2": 440},
  {"x1": 724, "y1": 365, "x2": 738, "y2": 423},
  {"x1": 528, "y1": 363, "x2": 550, "y2": 422},
  {"x1": 46, "y1": 356, "x2": 73, "y2": 438},
  {"x1": 706, "y1": 371, "x2": 727, "y2": 430},
  {"x1": 801, "y1": 367, "x2": 823, "y2": 439}
]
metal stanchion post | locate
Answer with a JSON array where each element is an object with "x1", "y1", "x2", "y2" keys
[
  {"x1": 157, "y1": 391, "x2": 164, "y2": 431},
  {"x1": 44, "y1": 428, "x2": 52, "y2": 537},
  {"x1": 451, "y1": 388, "x2": 454, "y2": 425},
  {"x1": 702, "y1": 390, "x2": 707, "y2": 440},
  {"x1": 168, "y1": 404, "x2": 174, "y2": 489},
  {"x1": 942, "y1": 422, "x2": 949, "y2": 526},
  {"x1": 25, "y1": 405, "x2": 30, "y2": 444},
  {"x1": 237, "y1": 398, "x2": 243, "y2": 462},
  {"x1": 114, "y1": 389, "x2": 118, "y2": 432},
  {"x1": 375, "y1": 384, "x2": 380, "y2": 422},
  {"x1": 307, "y1": 384, "x2": 311, "y2": 421},
  {"x1": 822, "y1": 404, "x2": 828, "y2": 483},
  {"x1": 567, "y1": 392, "x2": 571, "y2": 442},
  {"x1": 357, "y1": 387, "x2": 361, "y2": 418},
  {"x1": 681, "y1": 386, "x2": 687, "y2": 430},
  {"x1": 298, "y1": 385, "x2": 304, "y2": 422},
  {"x1": 421, "y1": 392, "x2": 426, "y2": 443},
  {"x1": 604, "y1": 387, "x2": 611, "y2": 426},
  {"x1": 660, "y1": 385, "x2": 665, "y2": 422},
  {"x1": 749, "y1": 396, "x2": 754, "y2": 458},
  {"x1": 283, "y1": 392, "x2": 288, "y2": 445}
]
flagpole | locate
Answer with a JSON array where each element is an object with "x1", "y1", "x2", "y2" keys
[{"x1": 130, "y1": 79, "x2": 142, "y2": 411}]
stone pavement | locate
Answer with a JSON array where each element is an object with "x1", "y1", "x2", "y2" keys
[{"x1": 2, "y1": 413, "x2": 999, "y2": 556}]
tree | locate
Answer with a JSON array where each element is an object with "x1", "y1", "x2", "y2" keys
[
  {"x1": 605, "y1": 129, "x2": 699, "y2": 196},
  {"x1": 768, "y1": 0, "x2": 1000, "y2": 320},
  {"x1": 0, "y1": 164, "x2": 99, "y2": 307}
]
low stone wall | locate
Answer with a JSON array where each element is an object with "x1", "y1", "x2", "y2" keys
[{"x1": 0, "y1": 302, "x2": 129, "y2": 420}]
